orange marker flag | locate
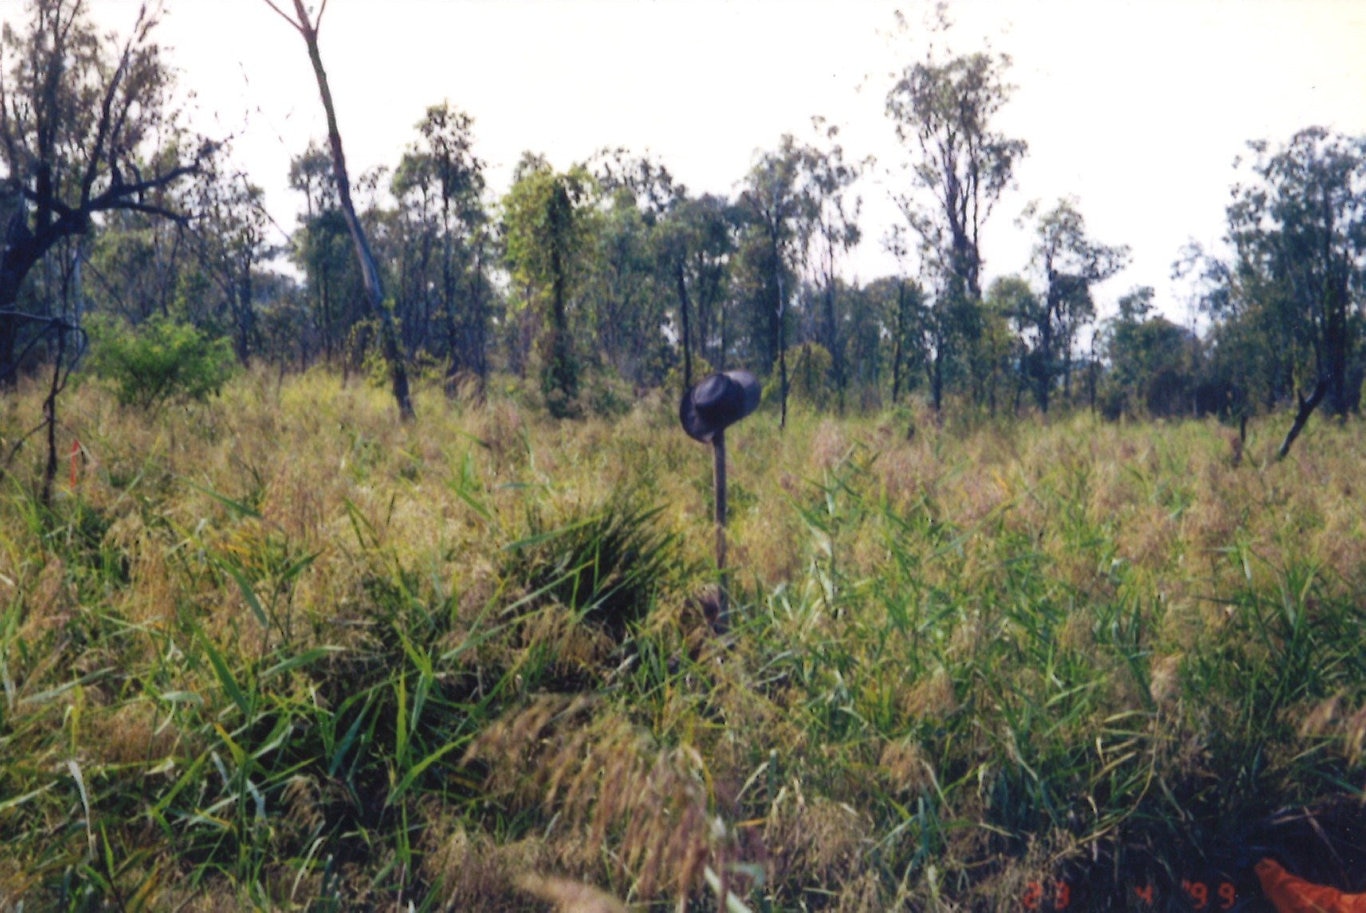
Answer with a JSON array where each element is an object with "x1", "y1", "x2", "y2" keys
[{"x1": 1257, "y1": 858, "x2": 1366, "y2": 913}]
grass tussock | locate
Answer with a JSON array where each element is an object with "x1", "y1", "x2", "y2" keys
[{"x1": 3, "y1": 373, "x2": 1366, "y2": 909}]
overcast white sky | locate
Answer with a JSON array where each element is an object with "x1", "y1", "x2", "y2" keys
[{"x1": 48, "y1": 0, "x2": 1366, "y2": 323}]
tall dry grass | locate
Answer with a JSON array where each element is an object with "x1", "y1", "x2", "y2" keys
[{"x1": 2, "y1": 373, "x2": 1366, "y2": 910}]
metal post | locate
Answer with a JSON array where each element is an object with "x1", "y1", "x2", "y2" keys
[{"x1": 712, "y1": 428, "x2": 729, "y2": 630}]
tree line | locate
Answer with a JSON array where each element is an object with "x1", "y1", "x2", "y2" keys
[{"x1": 3, "y1": 0, "x2": 1364, "y2": 438}]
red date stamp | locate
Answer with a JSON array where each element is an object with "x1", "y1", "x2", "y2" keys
[
  {"x1": 1021, "y1": 879, "x2": 1071, "y2": 910},
  {"x1": 1022, "y1": 878, "x2": 1237, "y2": 910}
]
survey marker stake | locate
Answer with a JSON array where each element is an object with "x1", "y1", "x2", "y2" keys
[{"x1": 679, "y1": 370, "x2": 761, "y2": 632}]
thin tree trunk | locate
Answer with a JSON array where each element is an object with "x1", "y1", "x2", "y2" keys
[
  {"x1": 930, "y1": 325, "x2": 944, "y2": 414},
  {"x1": 1038, "y1": 287, "x2": 1055, "y2": 414},
  {"x1": 777, "y1": 263, "x2": 788, "y2": 430},
  {"x1": 471, "y1": 244, "x2": 489, "y2": 396},
  {"x1": 278, "y1": 0, "x2": 414, "y2": 420},
  {"x1": 234, "y1": 267, "x2": 253, "y2": 364},
  {"x1": 40, "y1": 321, "x2": 66, "y2": 506},
  {"x1": 676, "y1": 263, "x2": 693, "y2": 393},
  {"x1": 824, "y1": 271, "x2": 844, "y2": 413},
  {"x1": 891, "y1": 279, "x2": 906, "y2": 404}
]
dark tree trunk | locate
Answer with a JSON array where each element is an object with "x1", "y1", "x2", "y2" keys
[
  {"x1": 540, "y1": 182, "x2": 578, "y2": 416},
  {"x1": 1277, "y1": 377, "x2": 1328, "y2": 461},
  {"x1": 891, "y1": 279, "x2": 906, "y2": 404},
  {"x1": 0, "y1": 232, "x2": 44, "y2": 383},
  {"x1": 929, "y1": 321, "x2": 945, "y2": 414},
  {"x1": 1037, "y1": 276, "x2": 1058, "y2": 414},
  {"x1": 234, "y1": 268, "x2": 254, "y2": 364},
  {"x1": 40, "y1": 321, "x2": 67, "y2": 506},
  {"x1": 823, "y1": 277, "x2": 845, "y2": 413},
  {"x1": 1323, "y1": 269, "x2": 1351, "y2": 419},
  {"x1": 676, "y1": 262, "x2": 693, "y2": 393},
  {"x1": 470, "y1": 246, "x2": 489, "y2": 395},
  {"x1": 0, "y1": 313, "x2": 19, "y2": 386},
  {"x1": 777, "y1": 267, "x2": 788, "y2": 430}
]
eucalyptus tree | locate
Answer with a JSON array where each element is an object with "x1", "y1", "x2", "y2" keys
[
  {"x1": 1021, "y1": 198, "x2": 1129, "y2": 413},
  {"x1": 289, "y1": 142, "x2": 357, "y2": 363},
  {"x1": 655, "y1": 192, "x2": 736, "y2": 391},
  {"x1": 501, "y1": 156, "x2": 597, "y2": 417},
  {"x1": 737, "y1": 135, "x2": 819, "y2": 427},
  {"x1": 289, "y1": 140, "x2": 339, "y2": 220},
  {"x1": 885, "y1": 32, "x2": 1026, "y2": 411},
  {"x1": 879, "y1": 225, "x2": 931, "y2": 407},
  {"x1": 874, "y1": 274, "x2": 929, "y2": 408},
  {"x1": 391, "y1": 103, "x2": 494, "y2": 387},
  {"x1": 591, "y1": 147, "x2": 679, "y2": 220},
  {"x1": 586, "y1": 149, "x2": 679, "y2": 385},
  {"x1": 90, "y1": 153, "x2": 279, "y2": 368},
  {"x1": 264, "y1": 0, "x2": 414, "y2": 419},
  {"x1": 184, "y1": 164, "x2": 275, "y2": 364},
  {"x1": 388, "y1": 143, "x2": 439, "y2": 354},
  {"x1": 832, "y1": 277, "x2": 887, "y2": 408},
  {"x1": 980, "y1": 274, "x2": 1036, "y2": 412},
  {"x1": 970, "y1": 274, "x2": 1027, "y2": 415},
  {"x1": 0, "y1": 0, "x2": 213, "y2": 382},
  {"x1": 796, "y1": 117, "x2": 865, "y2": 411},
  {"x1": 594, "y1": 186, "x2": 659, "y2": 383},
  {"x1": 1101, "y1": 285, "x2": 1201, "y2": 419},
  {"x1": 1221, "y1": 128, "x2": 1366, "y2": 443}
]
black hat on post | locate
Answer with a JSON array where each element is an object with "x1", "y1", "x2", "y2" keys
[{"x1": 679, "y1": 370, "x2": 761, "y2": 443}]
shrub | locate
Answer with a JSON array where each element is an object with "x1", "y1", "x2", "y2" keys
[
  {"x1": 582, "y1": 368, "x2": 634, "y2": 419},
  {"x1": 84, "y1": 315, "x2": 236, "y2": 410}
]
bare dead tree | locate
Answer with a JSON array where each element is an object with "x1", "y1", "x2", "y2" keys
[{"x1": 262, "y1": 0, "x2": 415, "y2": 421}]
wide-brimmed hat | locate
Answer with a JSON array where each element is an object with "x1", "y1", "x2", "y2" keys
[{"x1": 679, "y1": 370, "x2": 761, "y2": 443}]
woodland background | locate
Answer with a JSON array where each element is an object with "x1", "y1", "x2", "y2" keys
[{"x1": 2, "y1": 1, "x2": 1366, "y2": 910}]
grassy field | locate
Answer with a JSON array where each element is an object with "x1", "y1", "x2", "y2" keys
[{"x1": 2, "y1": 370, "x2": 1366, "y2": 911}]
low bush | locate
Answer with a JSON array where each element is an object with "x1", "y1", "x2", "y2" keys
[{"x1": 84, "y1": 314, "x2": 236, "y2": 410}]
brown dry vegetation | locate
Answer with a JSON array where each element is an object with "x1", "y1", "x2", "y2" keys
[{"x1": 2, "y1": 372, "x2": 1366, "y2": 910}]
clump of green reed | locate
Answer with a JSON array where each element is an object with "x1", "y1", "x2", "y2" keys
[{"x1": 500, "y1": 498, "x2": 684, "y2": 645}]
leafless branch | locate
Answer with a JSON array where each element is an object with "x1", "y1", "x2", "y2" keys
[
  {"x1": 0, "y1": 308, "x2": 80, "y2": 328},
  {"x1": 259, "y1": 0, "x2": 304, "y2": 32},
  {"x1": 94, "y1": 159, "x2": 207, "y2": 205},
  {"x1": 0, "y1": 310, "x2": 76, "y2": 383},
  {"x1": 81, "y1": 40, "x2": 131, "y2": 206},
  {"x1": 102, "y1": 199, "x2": 192, "y2": 223}
]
